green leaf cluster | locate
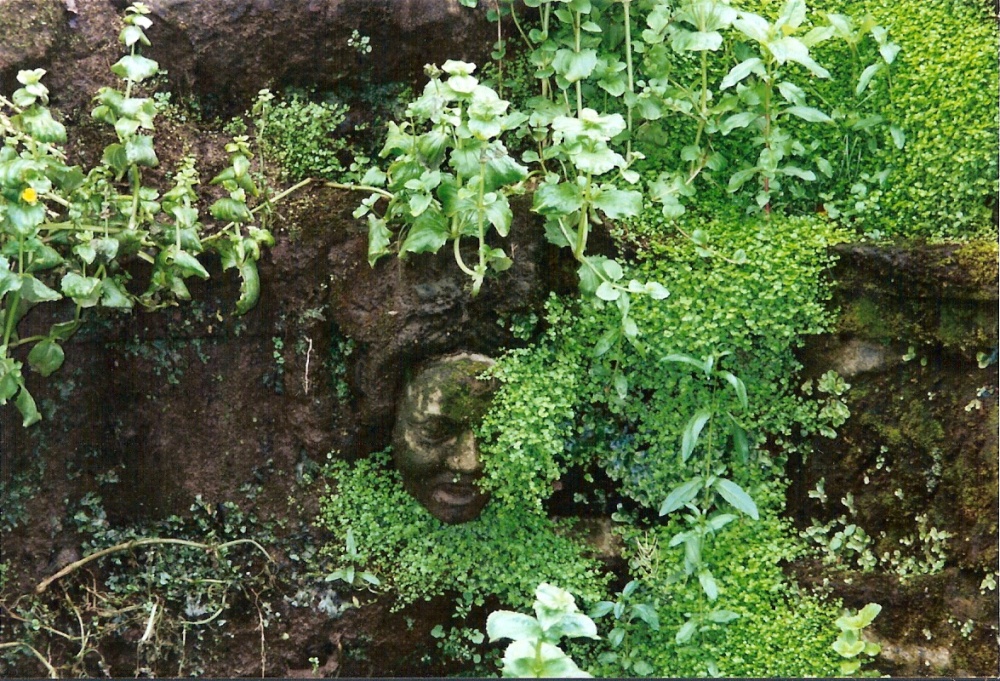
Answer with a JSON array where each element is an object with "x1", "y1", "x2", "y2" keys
[
  {"x1": 0, "y1": 3, "x2": 277, "y2": 426},
  {"x1": 255, "y1": 90, "x2": 350, "y2": 182},
  {"x1": 316, "y1": 451, "x2": 610, "y2": 617}
]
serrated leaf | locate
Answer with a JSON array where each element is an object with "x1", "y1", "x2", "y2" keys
[
  {"x1": 125, "y1": 135, "x2": 158, "y2": 167},
  {"x1": 533, "y1": 181, "x2": 583, "y2": 216},
  {"x1": 714, "y1": 478, "x2": 759, "y2": 519}
]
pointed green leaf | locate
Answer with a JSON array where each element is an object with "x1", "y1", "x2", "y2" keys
[
  {"x1": 234, "y1": 260, "x2": 261, "y2": 315},
  {"x1": 714, "y1": 478, "x2": 759, "y2": 519},
  {"x1": 675, "y1": 618, "x2": 698, "y2": 645},
  {"x1": 659, "y1": 477, "x2": 703, "y2": 516},
  {"x1": 15, "y1": 385, "x2": 41, "y2": 426},
  {"x1": 101, "y1": 277, "x2": 133, "y2": 309},
  {"x1": 698, "y1": 569, "x2": 719, "y2": 601},
  {"x1": 681, "y1": 409, "x2": 713, "y2": 461},
  {"x1": 783, "y1": 106, "x2": 833, "y2": 124},
  {"x1": 720, "y1": 58, "x2": 765, "y2": 89},
  {"x1": 592, "y1": 188, "x2": 642, "y2": 219}
]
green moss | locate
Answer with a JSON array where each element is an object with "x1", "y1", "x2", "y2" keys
[
  {"x1": 838, "y1": 297, "x2": 901, "y2": 342},
  {"x1": 898, "y1": 399, "x2": 945, "y2": 452},
  {"x1": 951, "y1": 240, "x2": 1000, "y2": 294}
]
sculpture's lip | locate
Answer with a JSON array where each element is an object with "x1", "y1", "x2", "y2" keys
[{"x1": 430, "y1": 481, "x2": 481, "y2": 507}]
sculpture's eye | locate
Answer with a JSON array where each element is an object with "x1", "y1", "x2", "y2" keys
[{"x1": 418, "y1": 418, "x2": 459, "y2": 445}]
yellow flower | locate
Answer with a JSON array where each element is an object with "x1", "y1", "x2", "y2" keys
[{"x1": 20, "y1": 187, "x2": 38, "y2": 204}]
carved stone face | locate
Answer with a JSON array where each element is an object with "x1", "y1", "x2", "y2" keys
[{"x1": 392, "y1": 353, "x2": 496, "y2": 524}]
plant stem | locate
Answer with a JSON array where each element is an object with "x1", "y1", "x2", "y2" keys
[{"x1": 36, "y1": 537, "x2": 273, "y2": 594}]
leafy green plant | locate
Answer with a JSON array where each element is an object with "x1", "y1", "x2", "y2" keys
[
  {"x1": 486, "y1": 582, "x2": 598, "y2": 678},
  {"x1": 588, "y1": 579, "x2": 660, "y2": 676},
  {"x1": 833, "y1": 602, "x2": 881, "y2": 676},
  {"x1": 323, "y1": 528, "x2": 381, "y2": 591},
  {"x1": 254, "y1": 88, "x2": 350, "y2": 182},
  {"x1": 0, "y1": 2, "x2": 280, "y2": 426}
]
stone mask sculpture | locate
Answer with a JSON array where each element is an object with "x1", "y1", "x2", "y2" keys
[{"x1": 392, "y1": 353, "x2": 497, "y2": 524}]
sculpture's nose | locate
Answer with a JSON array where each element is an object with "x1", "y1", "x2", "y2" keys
[{"x1": 446, "y1": 430, "x2": 481, "y2": 474}]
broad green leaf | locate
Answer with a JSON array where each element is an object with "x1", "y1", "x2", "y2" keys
[
  {"x1": 777, "y1": 0, "x2": 807, "y2": 29},
  {"x1": 20, "y1": 275, "x2": 62, "y2": 303},
  {"x1": 125, "y1": 135, "x2": 159, "y2": 167},
  {"x1": 672, "y1": 29, "x2": 723, "y2": 53},
  {"x1": 592, "y1": 327, "x2": 620, "y2": 358},
  {"x1": 879, "y1": 42, "x2": 900, "y2": 65},
  {"x1": 487, "y1": 611, "x2": 543, "y2": 642},
  {"x1": 631, "y1": 604, "x2": 660, "y2": 630},
  {"x1": 15, "y1": 385, "x2": 41, "y2": 427},
  {"x1": 707, "y1": 609, "x2": 740, "y2": 623},
  {"x1": 111, "y1": 54, "x2": 160, "y2": 82},
  {"x1": 0, "y1": 260, "x2": 22, "y2": 298},
  {"x1": 733, "y1": 12, "x2": 770, "y2": 43},
  {"x1": 169, "y1": 250, "x2": 209, "y2": 280},
  {"x1": 552, "y1": 49, "x2": 598, "y2": 84},
  {"x1": 768, "y1": 38, "x2": 830, "y2": 78},
  {"x1": 780, "y1": 165, "x2": 816, "y2": 181},
  {"x1": 632, "y1": 660, "x2": 655, "y2": 676},
  {"x1": 857, "y1": 603, "x2": 882, "y2": 627},
  {"x1": 483, "y1": 194, "x2": 513, "y2": 236},
  {"x1": 484, "y1": 152, "x2": 529, "y2": 192},
  {"x1": 210, "y1": 197, "x2": 252, "y2": 223},
  {"x1": 890, "y1": 125, "x2": 906, "y2": 150},
  {"x1": 533, "y1": 181, "x2": 583, "y2": 216},
  {"x1": 777, "y1": 80, "x2": 807, "y2": 105},
  {"x1": 659, "y1": 477, "x2": 703, "y2": 515},
  {"x1": 367, "y1": 217, "x2": 392, "y2": 267},
  {"x1": 720, "y1": 58, "x2": 764, "y2": 90},
  {"x1": 714, "y1": 478, "x2": 759, "y2": 519},
  {"x1": 17, "y1": 108, "x2": 67, "y2": 143},
  {"x1": 707, "y1": 513, "x2": 737, "y2": 532},
  {"x1": 61, "y1": 272, "x2": 102, "y2": 307},
  {"x1": 4, "y1": 203, "x2": 45, "y2": 237},
  {"x1": 595, "y1": 281, "x2": 619, "y2": 302},
  {"x1": 783, "y1": 106, "x2": 833, "y2": 123},
  {"x1": 27, "y1": 339, "x2": 64, "y2": 377},
  {"x1": 400, "y1": 210, "x2": 449, "y2": 255},
  {"x1": 101, "y1": 277, "x2": 133, "y2": 309},
  {"x1": 588, "y1": 601, "x2": 614, "y2": 619},
  {"x1": 681, "y1": 409, "x2": 713, "y2": 461},
  {"x1": 675, "y1": 618, "x2": 698, "y2": 645},
  {"x1": 720, "y1": 111, "x2": 758, "y2": 135},
  {"x1": 833, "y1": 638, "x2": 865, "y2": 657},
  {"x1": 102, "y1": 143, "x2": 129, "y2": 175},
  {"x1": 0, "y1": 369, "x2": 18, "y2": 403},
  {"x1": 592, "y1": 188, "x2": 642, "y2": 219},
  {"x1": 549, "y1": 612, "x2": 599, "y2": 640}
]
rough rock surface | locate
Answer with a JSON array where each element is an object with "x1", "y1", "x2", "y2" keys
[{"x1": 1, "y1": 0, "x2": 499, "y2": 114}]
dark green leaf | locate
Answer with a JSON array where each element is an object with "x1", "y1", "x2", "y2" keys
[
  {"x1": 210, "y1": 197, "x2": 252, "y2": 223},
  {"x1": 27, "y1": 339, "x2": 64, "y2": 377},
  {"x1": 234, "y1": 260, "x2": 261, "y2": 315}
]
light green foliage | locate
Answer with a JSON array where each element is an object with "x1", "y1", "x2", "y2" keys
[
  {"x1": 573, "y1": 506, "x2": 850, "y2": 677},
  {"x1": 316, "y1": 452, "x2": 610, "y2": 616},
  {"x1": 487, "y1": 583, "x2": 599, "y2": 677},
  {"x1": 256, "y1": 89, "x2": 349, "y2": 181},
  {"x1": 817, "y1": 0, "x2": 998, "y2": 238},
  {"x1": 323, "y1": 528, "x2": 381, "y2": 591},
  {"x1": 0, "y1": 2, "x2": 274, "y2": 426},
  {"x1": 833, "y1": 603, "x2": 882, "y2": 676},
  {"x1": 484, "y1": 212, "x2": 846, "y2": 509}
]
